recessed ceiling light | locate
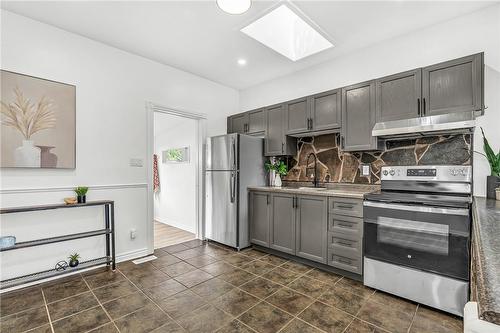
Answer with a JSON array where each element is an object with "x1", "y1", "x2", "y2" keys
[
  {"x1": 217, "y1": 0, "x2": 251, "y2": 15},
  {"x1": 237, "y1": 58, "x2": 247, "y2": 66},
  {"x1": 241, "y1": 4, "x2": 333, "y2": 61}
]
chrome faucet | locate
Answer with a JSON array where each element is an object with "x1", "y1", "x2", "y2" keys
[{"x1": 305, "y1": 153, "x2": 319, "y2": 187}]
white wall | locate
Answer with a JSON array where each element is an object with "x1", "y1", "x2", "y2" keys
[
  {"x1": 240, "y1": 4, "x2": 500, "y2": 197},
  {"x1": 0, "y1": 10, "x2": 238, "y2": 282},
  {"x1": 154, "y1": 113, "x2": 197, "y2": 234}
]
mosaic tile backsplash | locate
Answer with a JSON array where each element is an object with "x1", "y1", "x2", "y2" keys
[{"x1": 282, "y1": 133, "x2": 472, "y2": 184}]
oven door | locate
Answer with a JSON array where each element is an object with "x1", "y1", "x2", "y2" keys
[{"x1": 363, "y1": 201, "x2": 470, "y2": 280}]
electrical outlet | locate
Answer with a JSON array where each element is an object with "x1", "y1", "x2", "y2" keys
[
  {"x1": 129, "y1": 158, "x2": 143, "y2": 167},
  {"x1": 360, "y1": 164, "x2": 371, "y2": 176},
  {"x1": 130, "y1": 229, "x2": 136, "y2": 239}
]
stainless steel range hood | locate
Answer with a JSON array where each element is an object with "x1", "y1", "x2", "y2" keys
[{"x1": 372, "y1": 112, "x2": 476, "y2": 139}]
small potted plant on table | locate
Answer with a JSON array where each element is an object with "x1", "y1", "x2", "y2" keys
[
  {"x1": 74, "y1": 186, "x2": 88, "y2": 203},
  {"x1": 68, "y1": 253, "x2": 80, "y2": 268}
]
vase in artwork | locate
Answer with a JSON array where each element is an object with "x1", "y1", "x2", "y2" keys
[
  {"x1": 14, "y1": 140, "x2": 41, "y2": 167},
  {"x1": 36, "y1": 146, "x2": 58, "y2": 168},
  {"x1": 274, "y1": 174, "x2": 282, "y2": 187}
]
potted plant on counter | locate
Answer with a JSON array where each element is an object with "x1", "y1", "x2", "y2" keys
[
  {"x1": 74, "y1": 186, "x2": 88, "y2": 203},
  {"x1": 480, "y1": 128, "x2": 500, "y2": 199},
  {"x1": 68, "y1": 253, "x2": 80, "y2": 267},
  {"x1": 265, "y1": 159, "x2": 288, "y2": 187}
]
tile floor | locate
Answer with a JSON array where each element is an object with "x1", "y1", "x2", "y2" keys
[{"x1": 0, "y1": 239, "x2": 463, "y2": 333}]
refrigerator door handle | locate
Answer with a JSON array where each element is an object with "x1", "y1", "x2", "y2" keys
[
  {"x1": 230, "y1": 171, "x2": 236, "y2": 203},
  {"x1": 232, "y1": 138, "x2": 237, "y2": 170}
]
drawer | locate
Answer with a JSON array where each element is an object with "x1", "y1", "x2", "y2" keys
[
  {"x1": 329, "y1": 198, "x2": 363, "y2": 217},
  {"x1": 327, "y1": 250, "x2": 362, "y2": 274},
  {"x1": 328, "y1": 215, "x2": 363, "y2": 235},
  {"x1": 327, "y1": 232, "x2": 362, "y2": 257}
]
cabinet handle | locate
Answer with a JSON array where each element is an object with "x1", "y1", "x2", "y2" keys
[
  {"x1": 267, "y1": 194, "x2": 270, "y2": 205},
  {"x1": 292, "y1": 197, "x2": 295, "y2": 208},
  {"x1": 295, "y1": 197, "x2": 299, "y2": 209},
  {"x1": 337, "y1": 204, "x2": 353, "y2": 209},
  {"x1": 338, "y1": 257, "x2": 352, "y2": 265},
  {"x1": 417, "y1": 98, "x2": 421, "y2": 116},
  {"x1": 337, "y1": 241, "x2": 353, "y2": 247},
  {"x1": 423, "y1": 98, "x2": 426, "y2": 116},
  {"x1": 338, "y1": 223, "x2": 353, "y2": 228},
  {"x1": 341, "y1": 136, "x2": 345, "y2": 149},
  {"x1": 308, "y1": 118, "x2": 313, "y2": 130}
]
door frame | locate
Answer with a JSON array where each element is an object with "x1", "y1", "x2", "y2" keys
[{"x1": 146, "y1": 102, "x2": 207, "y2": 254}]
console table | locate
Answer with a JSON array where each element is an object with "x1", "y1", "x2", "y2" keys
[{"x1": 0, "y1": 200, "x2": 115, "y2": 290}]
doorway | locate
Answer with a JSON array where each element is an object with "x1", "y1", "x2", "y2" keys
[{"x1": 147, "y1": 103, "x2": 206, "y2": 252}]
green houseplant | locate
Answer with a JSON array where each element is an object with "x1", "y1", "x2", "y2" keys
[
  {"x1": 480, "y1": 128, "x2": 500, "y2": 199},
  {"x1": 74, "y1": 186, "x2": 88, "y2": 204},
  {"x1": 68, "y1": 253, "x2": 80, "y2": 267},
  {"x1": 265, "y1": 160, "x2": 288, "y2": 187}
]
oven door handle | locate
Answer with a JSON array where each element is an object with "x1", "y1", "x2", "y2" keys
[{"x1": 363, "y1": 201, "x2": 469, "y2": 216}]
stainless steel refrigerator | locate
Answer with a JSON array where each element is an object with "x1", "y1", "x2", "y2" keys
[{"x1": 205, "y1": 133, "x2": 265, "y2": 249}]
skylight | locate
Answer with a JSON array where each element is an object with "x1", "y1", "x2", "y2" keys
[{"x1": 240, "y1": 4, "x2": 333, "y2": 61}]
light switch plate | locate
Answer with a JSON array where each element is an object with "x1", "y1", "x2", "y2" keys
[
  {"x1": 130, "y1": 158, "x2": 144, "y2": 167},
  {"x1": 361, "y1": 164, "x2": 370, "y2": 176}
]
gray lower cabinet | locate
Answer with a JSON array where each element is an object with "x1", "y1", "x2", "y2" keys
[
  {"x1": 422, "y1": 53, "x2": 483, "y2": 117},
  {"x1": 270, "y1": 193, "x2": 295, "y2": 254},
  {"x1": 341, "y1": 80, "x2": 381, "y2": 151},
  {"x1": 249, "y1": 191, "x2": 270, "y2": 247},
  {"x1": 265, "y1": 104, "x2": 296, "y2": 156},
  {"x1": 295, "y1": 195, "x2": 328, "y2": 264},
  {"x1": 375, "y1": 69, "x2": 422, "y2": 122},
  {"x1": 310, "y1": 89, "x2": 341, "y2": 131}
]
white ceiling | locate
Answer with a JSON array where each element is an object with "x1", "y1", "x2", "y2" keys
[{"x1": 1, "y1": 1, "x2": 496, "y2": 89}]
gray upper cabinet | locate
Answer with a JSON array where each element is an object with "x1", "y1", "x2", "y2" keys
[
  {"x1": 295, "y1": 195, "x2": 328, "y2": 264},
  {"x1": 249, "y1": 191, "x2": 270, "y2": 247},
  {"x1": 310, "y1": 89, "x2": 341, "y2": 131},
  {"x1": 265, "y1": 104, "x2": 296, "y2": 156},
  {"x1": 375, "y1": 69, "x2": 422, "y2": 122},
  {"x1": 270, "y1": 193, "x2": 296, "y2": 254},
  {"x1": 247, "y1": 109, "x2": 265, "y2": 135},
  {"x1": 422, "y1": 53, "x2": 483, "y2": 117},
  {"x1": 341, "y1": 80, "x2": 380, "y2": 151},
  {"x1": 228, "y1": 112, "x2": 248, "y2": 134},
  {"x1": 285, "y1": 97, "x2": 309, "y2": 135}
]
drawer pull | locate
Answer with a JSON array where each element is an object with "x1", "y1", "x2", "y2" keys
[
  {"x1": 337, "y1": 257, "x2": 352, "y2": 265},
  {"x1": 337, "y1": 223, "x2": 353, "y2": 228},
  {"x1": 337, "y1": 241, "x2": 353, "y2": 247},
  {"x1": 337, "y1": 204, "x2": 354, "y2": 209}
]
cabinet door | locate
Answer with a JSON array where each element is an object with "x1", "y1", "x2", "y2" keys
[
  {"x1": 249, "y1": 191, "x2": 270, "y2": 247},
  {"x1": 341, "y1": 81, "x2": 378, "y2": 151},
  {"x1": 228, "y1": 113, "x2": 248, "y2": 134},
  {"x1": 247, "y1": 109, "x2": 265, "y2": 135},
  {"x1": 310, "y1": 89, "x2": 341, "y2": 131},
  {"x1": 285, "y1": 97, "x2": 310, "y2": 135},
  {"x1": 375, "y1": 69, "x2": 422, "y2": 122},
  {"x1": 270, "y1": 193, "x2": 295, "y2": 255},
  {"x1": 422, "y1": 53, "x2": 483, "y2": 116},
  {"x1": 295, "y1": 195, "x2": 327, "y2": 263},
  {"x1": 265, "y1": 104, "x2": 285, "y2": 156}
]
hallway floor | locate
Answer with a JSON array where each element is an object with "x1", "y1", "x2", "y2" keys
[
  {"x1": 154, "y1": 221, "x2": 195, "y2": 249},
  {"x1": 1, "y1": 240, "x2": 463, "y2": 333}
]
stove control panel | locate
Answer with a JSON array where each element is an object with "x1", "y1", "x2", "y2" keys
[{"x1": 381, "y1": 165, "x2": 471, "y2": 182}]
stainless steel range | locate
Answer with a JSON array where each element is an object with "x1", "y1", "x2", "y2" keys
[{"x1": 363, "y1": 165, "x2": 472, "y2": 316}]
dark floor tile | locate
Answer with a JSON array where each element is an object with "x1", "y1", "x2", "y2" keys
[
  {"x1": 203, "y1": 246, "x2": 235, "y2": 259},
  {"x1": 153, "y1": 249, "x2": 170, "y2": 258},
  {"x1": 357, "y1": 299, "x2": 413, "y2": 333},
  {"x1": 224, "y1": 254, "x2": 254, "y2": 267},
  {"x1": 213, "y1": 289, "x2": 260, "y2": 316},
  {"x1": 157, "y1": 290, "x2": 206, "y2": 319},
  {"x1": 25, "y1": 324, "x2": 53, "y2": 333},
  {"x1": 258, "y1": 255, "x2": 287, "y2": 266},
  {"x1": 279, "y1": 261, "x2": 313, "y2": 274},
  {"x1": 240, "y1": 249, "x2": 268, "y2": 259},
  {"x1": 265, "y1": 287, "x2": 314, "y2": 315},
  {"x1": 173, "y1": 247, "x2": 207, "y2": 260},
  {"x1": 191, "y1": 278, "x2": 234, "y2": 301},
  {"x1": 218, "y1": 268, "x2": 257, "y2": 287},
  {"x1": 0, "y1": 286, "x2": 44, "y2": 317},
  {"x1": 117, "y1": 261, "x2": 157, "y2": 277},
  {"x1": 287, "y1": 275, "x2": 328, "y2": 298},
  {"x1": 174, "y1": 269, "x2": 214, "y2": 288},
  {"x1": 344, "y1": 318, "x2": 385, "y2": 333},
  {"x1": 181, "y1": 239, "x2": 205, "y2": 248},
  {"x1": 47, "y1": 290, "x2": 98, "y2": 320},
  {"x1": 93, "y1": 280, "x2": 138, "y2": 303},
  {"x1": 306, "y1": 268, "x2": 342, "y2": 284},
  {"x1": 160, "y1": 243, "x2": 190, "y2": 254},
  {"x1": 200, "y1": 261, "x2": 239, "y2": 276},
  {"x1": 262, "y1": 267, "x2": 301, "y2": 285},
  {"x1": 0, "y1": 306, "x2": 49, "y2": 333},
  {"x1": 143, "y1": 278, "x2": 186, "y2": 301},
  {"x1": 102, "y1": 292, "x2": 151, "y2": 319},
  {"x1": 52, "y1": 306, "x2": 110, "y2": 333},
  {"x1": 239, "y1": 277, "x2": 282, "y2": 299},
  {"x1": 280, "y1": 318, "x2": 324, "y2": 333},
  {"x1": 369, "y1": 290, "x2": 417, "y2": 315},
  {"x1": 240, "y1": 260, "x2": 275, "y2": 276},
  {"x1": 299, "y1": 301, "x2": 353, "y2": 333},
  {"x1": 177, "y1": 304, "x2": 232, "y2": 333},
  {"x1": 409, "y1": 305, "x2": 462, "y2": 333},
  {"x1": 151, "y1": 320, "x2": 186, "y2": 333},
  {"x1": 151, "y1": 253, "x2": 182, "y2": 270},
  {"x1": 336, "y1": 277, "x2": 374, "y2": 299},
  {"x1": 42, "y1": 276, "x2": 89, "y2": 303},
  {"x1": 239, "y1": 301, "x2": 293, "y2": 333},
  {"x1": 127, "y1": 269, "x2": 170, "y2": 289},
  {"x1": 216, "y1": 319, "x2": 256, "y2": 333},
  {"x1": 160, "y1": 261, "x2": 197, "y2": 277},
  {"x1": 318, "y1": 286, "x2": 367, "y2": 315},
  {"x1": 83, "y1": 268, "x2": 126, "y2": 289},
  {"x1": 114, "y1": 303, "x2": 169, "y2": 333},
  {"x1": 185, "y1": 254, "x2": 219, "y2": 268},
  {"x1": 88, "y1": 323, "x2": 120, "y2": 332}
]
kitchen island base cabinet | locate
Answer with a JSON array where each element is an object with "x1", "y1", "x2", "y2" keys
[
  {"x1": 270, "y1": 193, "x2": 296, "y2": 255},
  {"x1": 295, "y1": 195, "x2": 328, "y2": 264},
  {"x1": 249, "y1": 191, "x2": 270, "y2": 247}
]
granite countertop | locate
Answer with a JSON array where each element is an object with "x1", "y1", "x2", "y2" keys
[
  {"x1": 472, "y1": 197, "x2": 500, "y2": 325},
  {"x1": 247, "y1": 183, "x2": 380, "y2": 199}
]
